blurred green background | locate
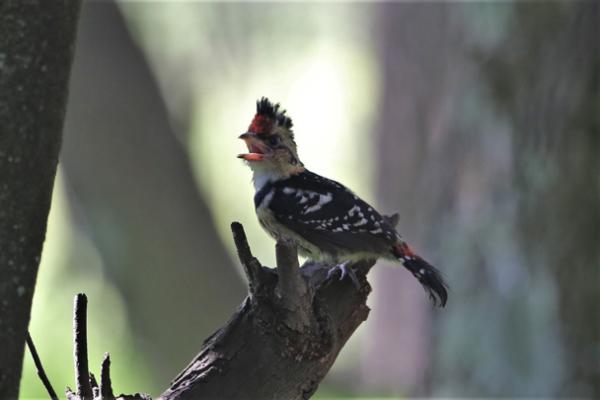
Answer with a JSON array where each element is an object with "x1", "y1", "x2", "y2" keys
[{"x1": 20, "y1": 1, "x2": 598, "y2": 399}]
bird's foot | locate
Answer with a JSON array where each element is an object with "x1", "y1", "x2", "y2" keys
[{"x1": 327, "y1": 261, "x2": 361, "y2": 289}]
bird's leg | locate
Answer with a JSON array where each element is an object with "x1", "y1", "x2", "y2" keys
[{"x1": 327, "y1": 261, "x2": 360, "y2": 289}]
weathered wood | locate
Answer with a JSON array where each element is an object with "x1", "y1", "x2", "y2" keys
[
  {"x1": 275, "y1": 240, "x2": 314, "y2": 331},
  {"x1": 73, "y1": 294, "x2": 93, "y2": 400},
  {"x1": 35, "y1": 221, "x2": 380, "y2": 399},
  {"x1": 161, "y1": 222, "x2": 374, "y2": 400},
  {"x1": 66, "y1": 294, "x2": 151, "y2": 400},
  {"x1": 100, "y1": 353, "x2": 115, "y2": 400}
]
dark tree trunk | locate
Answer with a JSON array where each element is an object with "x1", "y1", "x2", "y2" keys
[{"x1": 0, "y1": 1, "x2": 81, "y2": 397}]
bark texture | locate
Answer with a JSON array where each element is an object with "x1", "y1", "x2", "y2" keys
[
  {"x1": 0, "y1": 1, "x2": 81, "y2": 397},
  {"x1": 160, "y1": 223, "x2": 375, "y2": 400}
]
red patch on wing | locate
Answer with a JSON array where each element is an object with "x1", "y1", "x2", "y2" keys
[
  {"x1": 248, "y1": 115, "x2": 274, "y2": 136},
  {"x1": 394, "y1": 242, "x2": 418, "y2": 258}
]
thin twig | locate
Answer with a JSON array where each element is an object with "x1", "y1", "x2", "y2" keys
[
  {"x1": 25, "y1": 332, "x2": 58, "y2": 400},
  {"x1": 73, "y1": 293, "x2": 93, "y2": 399},
  {"x1": 100, "y1": 352, "x2": 115, "y2": 400},
  {"x1": 231, "y1": 222, "x2": 266, "y2": 297}
]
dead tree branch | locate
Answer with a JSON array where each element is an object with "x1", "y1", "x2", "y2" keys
[
  {"x1": 25, "y1": 332, "x2": 58, "y2": 400},
  {"x1": 275, "y1": 240, "x2": 314, "y2": 331},
  {"x1": 37, "y1": 219, "x2": 391, "y2": 399},
  {"x1": 73, "y1": 294, "x2": 93, "y2": 400},
  {"x1": 161, "y1": 222, "x2": 376, "y2": 399},
  {"x1": 100, "y1": 353, "x2": 115, "y2": 400},
  {"x1": 65, "y1": 294, "x2": 150, "y2": 400}
]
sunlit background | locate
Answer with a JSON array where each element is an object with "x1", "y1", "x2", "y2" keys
[{"x1": 20, "y1": 1, "x2": 598, "y2": 399}]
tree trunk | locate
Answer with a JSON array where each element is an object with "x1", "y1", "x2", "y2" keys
[
  {"x1": 0, "y1": 1, "x2": 81, "y2": 397},
  {"x1": 482, "y1": 3, "x2": 600, "y2": 397}
]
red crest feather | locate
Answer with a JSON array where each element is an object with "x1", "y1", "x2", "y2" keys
[{"x1": 248, "y1": 97, "x2": 293, "y2": 135}]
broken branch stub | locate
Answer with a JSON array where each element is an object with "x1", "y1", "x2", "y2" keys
[{"x1": 160, "y1": 222, "x2": 375, "y2": 399}]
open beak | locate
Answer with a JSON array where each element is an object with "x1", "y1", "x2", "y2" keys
[{"x1": 238, "y1": 132, "x2": 270, "y2": 161}]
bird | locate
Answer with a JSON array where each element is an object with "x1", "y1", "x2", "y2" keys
[{"x1": 238, "y1": 97, "x2": 448, "y2": 307}]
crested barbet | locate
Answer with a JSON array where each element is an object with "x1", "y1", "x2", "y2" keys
[{"x1": 238, "y1": 97, "x2": 448, "y2": 307}]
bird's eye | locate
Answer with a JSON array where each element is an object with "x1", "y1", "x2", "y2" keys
[{"x1": 267, "y1": 136, "x2": 280, "y2": 146}]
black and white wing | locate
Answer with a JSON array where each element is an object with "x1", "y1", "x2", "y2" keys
[{"x1": 257, "y1": 170, "x2": 399, "y2": 257}]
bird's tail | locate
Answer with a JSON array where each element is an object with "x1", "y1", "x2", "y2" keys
[{"x1": 392, "y1": 242, "x2": 448, "y2": 307}]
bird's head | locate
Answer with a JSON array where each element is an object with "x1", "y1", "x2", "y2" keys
[{"x1": 238, "y1": 97, "x2": 304, "y2": 177}]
